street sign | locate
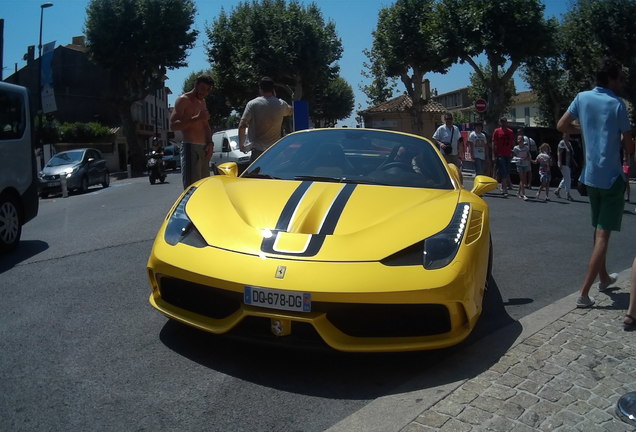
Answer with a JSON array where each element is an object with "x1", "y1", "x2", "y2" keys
[{"x1": 475, "y1": 98, "x2": 487, "y2": 112}]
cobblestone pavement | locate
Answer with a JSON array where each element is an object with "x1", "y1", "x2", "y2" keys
[{"x1": 403, "y1": 276, "x2": 636, "y2": 432}]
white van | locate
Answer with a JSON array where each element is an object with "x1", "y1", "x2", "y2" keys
[
  {"x1": 0, "y1": 82, "x2": 39, "y2": 252},
  {"x1": 211, "y1": 129, "x2": 251, "y2": 170}
]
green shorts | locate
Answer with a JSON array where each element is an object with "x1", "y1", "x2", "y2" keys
[{"x1": 587, "y1": 176, "x2": 625, "y2": 231}]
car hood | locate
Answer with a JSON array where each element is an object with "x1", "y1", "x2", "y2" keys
[
  {"x1": 42, "y1": 163, "x2": 80, "y2": 176},
  {"x1": 184, "y1": 176, "x2": 462, "y2": 261}
]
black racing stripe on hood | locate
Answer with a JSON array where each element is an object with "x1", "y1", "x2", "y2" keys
[
  {"x1": 318, "y1": 183, "x2": 357, "y2": 235},
  {"x1": 275, "y1": 181, "x2": 312, "y2": 231},
  {"x1": 260, "y1": 182, "x2": 357, "y2": 257}
]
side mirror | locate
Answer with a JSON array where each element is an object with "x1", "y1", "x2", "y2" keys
[
  {"x1": 222, "y1": 139, "x2": 231, "y2": 152},
  {"x1": 447, "y1": 163, "x2": 462, "y2": 186},
  {"x1": 471, "y1": 175, "x2": 498, "y2": 196},
  {"x1": 217, "y1": 162, "x2": 238, "y2": 177}
]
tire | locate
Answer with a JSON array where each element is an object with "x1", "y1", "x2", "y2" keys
[
  {"x1": 102, "y1": 171, "x2": 110, "y2": 188},
  {"x1": 0, "y1": 193, "x2": 22, "y2": 253},
  {"x1": 80, "y1": 176, "x2": 89, "y2": 193},
  {"x1": 39, "y1": 191, "x2": 48, "y2": 199},
  {"x1": 149, "y1": 175, "x2": 156, "y2": 185}
]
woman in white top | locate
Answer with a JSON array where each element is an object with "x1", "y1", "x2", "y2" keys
[{"x1": 554, "y1": 132, "x2": 575, "y2": 200}]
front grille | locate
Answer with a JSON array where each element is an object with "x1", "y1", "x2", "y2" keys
[
  {"x1": 159, "y1": 277, "x2": 242, "y2": 319},
  {"x1": 323, "y1": 303, "x2": 450, "y2": 337},
  {"x1": 42, "y1": 174, "x2": 60, "y2": 181},
  {"x1": 159, "y1": 276, "x2": 451, "y2": 338}
]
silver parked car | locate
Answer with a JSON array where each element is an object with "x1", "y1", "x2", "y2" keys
[{"x1": 38, "y1": 148, "x2": 110, "y2": 198}]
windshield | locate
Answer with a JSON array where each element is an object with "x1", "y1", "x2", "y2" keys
[
  {"x1": 47, "y1": 150, "x2": 84, "y2": 167},
  {"x1": 242, "y1": 129, "x2": 453, "y2": 189}
]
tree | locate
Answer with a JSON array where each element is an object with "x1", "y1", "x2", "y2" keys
[
  {"x1": 522, "y1": 56, "x2": 570, "y2": 127},
  {"x1": 85, "y1": 0, "x2": 197, "y2": 173},
  {"x1": 559, "y1": 0, "x2": 636, "y2": 124},
  {"x1": 206, "y1": 0, "x2": 344, "y2": 112},
  {"x1": 361, "y1": 47, "x2": 397, "y2": 106},
  {"x1": 436, "y1": 0, "x2": 557, "y2": 133},
  {"x1": 311, "y1": 76, "x2": 355, "y2": 127},
  {"x1": 469, "y1": 64, "x2": 516, "y2": 122},
  {"x1": 366, "y1": 0, "x2": 452, "y2": 135}
]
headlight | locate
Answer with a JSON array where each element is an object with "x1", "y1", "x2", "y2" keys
[
  {"x1": 423, "y1": 203, "x2": 470, "y2": 270},
  {"x1": 164, "y1": 187, "x2": 206, "y2": 247},
  {"x1": 63, "y1": 166, "x2": 79, "y2": 177}
]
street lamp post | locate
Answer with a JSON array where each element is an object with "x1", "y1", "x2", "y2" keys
[{"x1": 37, "y1": 2, "x2": 53, "y2": 167}]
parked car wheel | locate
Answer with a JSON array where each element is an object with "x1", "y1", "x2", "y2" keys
[
  {"x1": 39, "y1": 191, "x2": 48, "y2": 199},
  {"x1": 79, "y1": 176, "x2": 88, "y2": 193},
  {"x1": 102, "y1": 171, "x2": 110, "y2": 188},
  {"x1": 0, "y1": 193, "x2": 21, "y2": 253}
]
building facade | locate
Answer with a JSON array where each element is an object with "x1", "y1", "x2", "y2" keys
[{"x1": 4, "y1": 36, "x2": 171, "y2": 171}]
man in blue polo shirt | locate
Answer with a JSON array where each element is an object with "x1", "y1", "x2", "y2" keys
[{"x1": 558, "y1": 58, "x2": 634, "y2": 309}]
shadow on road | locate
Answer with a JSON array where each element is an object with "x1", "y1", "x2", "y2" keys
[
  {"x1": 158, "y1": 276, "x2": 522, "y2": 400},
  {"x1": 0, "y1": 240, "x2": 49, "y2": 274}
]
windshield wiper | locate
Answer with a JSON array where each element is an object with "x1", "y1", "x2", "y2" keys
[
  {"x1": 293, "y1": 175, "x2": 389, "y2": 186},
  {"x1": 242, "y1": 173, "x2": 279, "y2": 179}
]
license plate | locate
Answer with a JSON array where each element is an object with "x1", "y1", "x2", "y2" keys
[
  {"x1": 244, "y1": 286, "x2": 311, "y2": 312},
  {"x1": 48, "y1": 181, "x2": 61, "y2": 187}
]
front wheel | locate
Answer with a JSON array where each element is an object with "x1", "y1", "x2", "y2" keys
[
  {"x1": 102, "y1": 171, "x2": 110, "y2": 188},
  {"x1": 0, "y1": 193, "x2": 22, "y2": 253},
  {"x1": 79, "y1": 176, "x2": 89, "y2": 193}
]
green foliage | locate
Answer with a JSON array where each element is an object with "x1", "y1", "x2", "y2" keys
[
  {"x1": 522, "y1": 56, "x2": 569, "y2": 127},
  {"x1": 559, "y1": 0, "x2": 636, "y2": 124},
  {"x1": 206, "y1": 0, "x2": 343, "y2": 110},
  {"x1": 436, "y1": 0, "x2": 557, "y2": 131},
  {"x1": 361, "y1": 47, "x2": 398, "y2": 106},
  {"x1": 85, "y1": 0, "x2": 198, "y2": 172},
  {"x1": 312, "y1": 76, "x2": 355, "y2": 127},
  {"x1": 366, "y1": 0, "x2": 452, "y2": 134},
  {"x1": 59, "y1": 122, "x2": 113, "y2": 143},
  {"x1": 469, "y1": 65, "x2": 516, "y2": 122}
]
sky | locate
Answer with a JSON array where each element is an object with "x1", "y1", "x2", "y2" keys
[{"x1": 1, "y1": 0, "x2": 570, "y2": 127}]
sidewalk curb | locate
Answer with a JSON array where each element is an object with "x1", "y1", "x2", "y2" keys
[{"x1": 325, "y1": 268, "x2": 632, "y2": 432}]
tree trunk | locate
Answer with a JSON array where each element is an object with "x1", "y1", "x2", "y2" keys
[{"x1": 118, "y1": 102, "x2": 144, "y2": 175}]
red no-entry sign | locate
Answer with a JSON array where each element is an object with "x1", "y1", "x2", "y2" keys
[{"x1": 475, "y1": 98, "x2": 487, "y2": 112}]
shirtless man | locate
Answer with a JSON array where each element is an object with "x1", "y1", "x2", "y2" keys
[{"x1": 170, "y1": 74, "x2": 214, "y2": 189}]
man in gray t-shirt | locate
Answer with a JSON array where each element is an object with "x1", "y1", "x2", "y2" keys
[{"x1": 239, "y1": 77, "x2": 293, "y2": 162}]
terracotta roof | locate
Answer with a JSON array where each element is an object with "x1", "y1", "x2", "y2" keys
[
  {"x1": 514, "y1": 90, "x2": 537, "y2": 104},
  {"x1": 361, "y1": 94, "x2": 447, "y2": 114}
]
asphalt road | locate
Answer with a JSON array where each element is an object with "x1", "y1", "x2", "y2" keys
[{"x1": 1, "y1": 170, "x2": 635, "y2": 431}]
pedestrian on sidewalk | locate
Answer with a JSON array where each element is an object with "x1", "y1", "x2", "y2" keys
[
  {"x1": 468, "y1": 122, "x2": 488, "y2": 176},
  {"x1": 492, "y1": 117, "x2": 515, "y2": 197},
  {"x1": 513, "y1": 134, "x2": 531, "y2": 200},
  {"x1": 533, "y1": 143, "x2": 552, "y2": 201},
  {"x1": 557, "y1": 58, "x2": 634, "y2": 308},
  {"x1": 170, "y1": 74, "x2": 214, "y2": 189},
  {"x1": 238, "y1": 76, "x2": 293, "y2": 163},
  {"x1": 554, "y1": 132, "x2": 576, "y2": 200}
]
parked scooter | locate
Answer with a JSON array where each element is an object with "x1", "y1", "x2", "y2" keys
[{"x1": 146, "y1": 150, "x2": 166, "y2": 184}]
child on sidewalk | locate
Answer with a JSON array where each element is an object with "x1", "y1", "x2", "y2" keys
[
  {"x1": 533, "y1": 143, "x2": 552, "y2": 201},
  {"x1": 513, "y1": 135, "x2": 531, "y2": 200}
]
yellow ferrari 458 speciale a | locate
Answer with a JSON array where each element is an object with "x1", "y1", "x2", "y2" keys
[{"x1": 148, "y1": 128, "x2": 498, "y2": 352}]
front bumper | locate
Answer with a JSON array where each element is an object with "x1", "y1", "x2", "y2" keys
[{"x1": 147, "y1": 239, "x2": 488, "y2": 352}]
